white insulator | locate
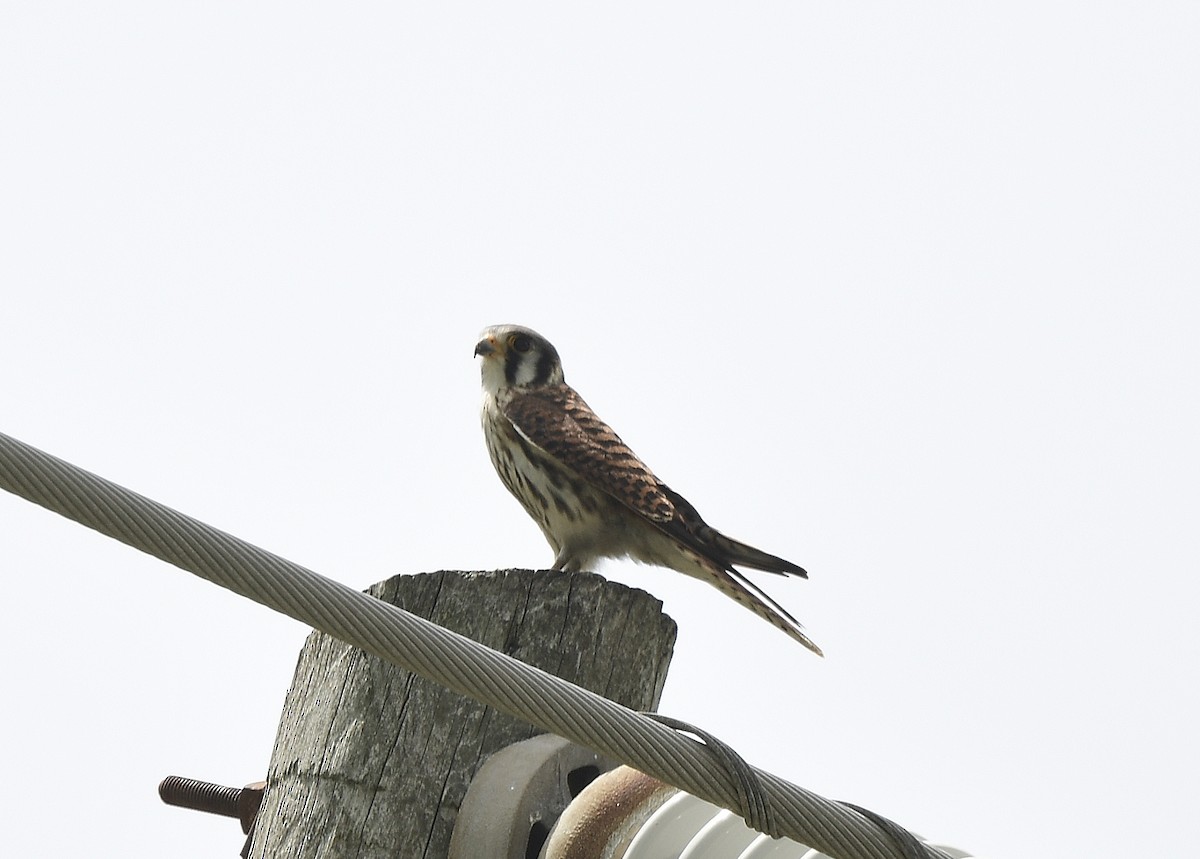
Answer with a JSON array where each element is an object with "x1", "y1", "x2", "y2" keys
[
  {"x1": 679, "y1": 809, "x2": 769, "y2": 858},
  {"x1": 740, "y1": 831, "x2": 815, "y2": 858},
  {"x1": 623, "y1": 791, "x2": 723, "y2": 857},
  {"x1": 624, "y1": 790, "x2": 811, "y2": 859},
  {"x1": 613, "y1": 775, "x2": 982, "y2": 859}
]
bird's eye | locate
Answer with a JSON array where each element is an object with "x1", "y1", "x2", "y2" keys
[{"x1": 510, "y1": 334, "x2": 533, "y2": 353}]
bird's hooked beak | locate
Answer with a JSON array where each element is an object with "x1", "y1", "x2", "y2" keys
[{"x1": 474, "y1": 335, "x2": 500, "y2": 358}]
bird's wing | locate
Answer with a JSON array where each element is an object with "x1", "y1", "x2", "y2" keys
[
  {"x1": 658, "y1": 483, "x2": 807, "y2": 577},
  {"x1": 500, "y1": 384, "x2": 676, "y2": 523},
  {"x1": 502, "y1": 384, "x2": 810, "y2": 578}
]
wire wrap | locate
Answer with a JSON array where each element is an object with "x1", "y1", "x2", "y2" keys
[{"x1": 643, "y1": 712, "x2": 778, "y2": 838}]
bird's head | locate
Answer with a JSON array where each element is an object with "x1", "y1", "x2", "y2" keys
[{"x1": 475, "y1": 324, "x2": 565, "y2": 394}]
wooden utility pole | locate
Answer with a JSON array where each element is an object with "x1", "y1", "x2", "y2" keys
[{"x1": 247, "y1": 569, "x2": 677, "y2": 858}]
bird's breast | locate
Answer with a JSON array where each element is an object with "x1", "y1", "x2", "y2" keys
[{"x1": 480, "y1": 399, "x2": 634, "y2": 560}]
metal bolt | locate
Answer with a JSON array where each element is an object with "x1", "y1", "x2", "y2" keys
[{"x1": 158, "y1": 775, "x2": 265, "y2": 834}]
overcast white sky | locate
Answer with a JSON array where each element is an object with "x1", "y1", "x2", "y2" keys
[{"x1": 2, "y1": 4, "x2": 1198, "y2": 857}]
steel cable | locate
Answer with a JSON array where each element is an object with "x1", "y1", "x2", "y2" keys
[{"x1": 0, "y1": 430, "x2": 948, "y2": 859}]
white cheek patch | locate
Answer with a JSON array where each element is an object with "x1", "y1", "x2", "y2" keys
[{"x1": 512, "y1": 358, "x2": 539, "y2": 387}]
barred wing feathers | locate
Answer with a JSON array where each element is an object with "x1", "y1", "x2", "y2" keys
[{"x1": 500, "y1": 385, "x2": 806, "y2": 579}]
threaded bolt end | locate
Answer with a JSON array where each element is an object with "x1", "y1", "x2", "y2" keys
[{"x1": 158, "y1": 775, "x2": 243, "y2": 818}]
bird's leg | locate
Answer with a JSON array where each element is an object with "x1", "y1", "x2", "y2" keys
[{"x1": 551, "y1": 549, "x2": 582, "y2": 573}]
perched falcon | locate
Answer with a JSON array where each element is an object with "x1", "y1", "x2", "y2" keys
[{"x1": 475, "y1": 324, "x2": 821, "y2": 655}]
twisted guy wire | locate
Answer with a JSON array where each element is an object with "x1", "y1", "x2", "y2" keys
[{"x1": 0, "y1": 431, "x2": 948, "y2": 859}]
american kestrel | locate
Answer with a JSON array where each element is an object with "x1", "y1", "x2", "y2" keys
[{"x1": 475, "y1": 324, "x2": 821, "y2": 655}]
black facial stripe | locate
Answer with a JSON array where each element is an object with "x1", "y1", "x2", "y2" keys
[
  {"x1": 504, "y1": 346, "x2": 522, "y2": 385},
  {"x1": 534, "y1": 345, "x2": 556, "y2": 385}
]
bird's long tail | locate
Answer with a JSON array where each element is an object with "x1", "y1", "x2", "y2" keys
[{"x1": 711, "y1": 566, "x2": 823, "y2": 656}]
